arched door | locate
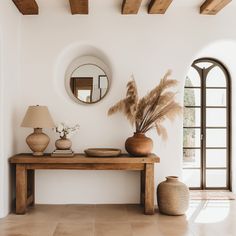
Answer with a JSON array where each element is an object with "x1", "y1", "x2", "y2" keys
[{"x1": 183, "y1": 58, "x2": 231, "y2": 190}]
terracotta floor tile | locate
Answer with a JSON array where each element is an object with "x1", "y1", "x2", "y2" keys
[
  {"x1": 94, "y1": 205, "x2": 128, "y2": 223},
  {"x1": 95, "y1": 222, "x2": 132, "y2": 236},
  {"x1": 53, "y1": 223, "x2": 94, "y2": 236},
  {"x1": 131, "y1": 222, "x2": 163, "y2": 236},
  {"x1": 126, "y1": 205, "x2": 158, "y2": 222},
  {"x1": 59, "y1": 204, "x2": 95, "y2": 224},
  {"x1": 18, "y1": 204, "x2": 67, "y2": 223},
  {"x1": 0, "y1": 221, "x2": 57, "y2": 236},
  {"x1": 156, "y1": 221, "x2": 193, "y2": 236},
  {"x1": 1, "y1": 201, "x2": 236, "y2": 236}
]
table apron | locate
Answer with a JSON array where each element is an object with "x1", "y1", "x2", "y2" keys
[{"x1": 24, "y1": 163, "x2": 145, "y2": 170}]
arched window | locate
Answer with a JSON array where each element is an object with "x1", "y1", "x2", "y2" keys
[{"x1": 183, "y1": 58, "x2": 231, "y2": 190}]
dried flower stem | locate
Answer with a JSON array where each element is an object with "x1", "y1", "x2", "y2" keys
[{"x1": 108, "y1": 71, "x2": 182, "y2": 140}]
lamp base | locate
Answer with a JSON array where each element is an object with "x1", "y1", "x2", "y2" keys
[
  {"x1": 26, "y1": 128, "x2": 50, "y2": 156},
  {"x1": 33, "y1": 151, "x2": 44, "y2": 156}
]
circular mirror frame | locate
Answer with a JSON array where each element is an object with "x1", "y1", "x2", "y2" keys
[{"x1": 65, "y1": 56, "x2": 111, "y2": 105}]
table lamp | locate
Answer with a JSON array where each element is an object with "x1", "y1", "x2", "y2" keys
[{"x1": 21, "y1": 105, "x2": 55, "y2": 156}]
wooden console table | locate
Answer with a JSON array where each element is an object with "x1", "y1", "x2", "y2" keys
[{"x1": 10, "y1": 153, "x2": 160, "y2": 215}]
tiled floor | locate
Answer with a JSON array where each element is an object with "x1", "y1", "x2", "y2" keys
[{"x1": 0, "y1": 200, "x2": 235, "y2": 236}]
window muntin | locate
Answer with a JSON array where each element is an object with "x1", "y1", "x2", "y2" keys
[{"x1": 183, "y1": 58, "x2": 231, "y2": 190}]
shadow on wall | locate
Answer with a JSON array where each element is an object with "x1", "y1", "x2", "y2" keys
[
  {"x1": 53, "y1": 42, "x2": 113, "y2": 104},
  {"x1": 9, "y1": 107, "x2": 18, "y2": 213}
]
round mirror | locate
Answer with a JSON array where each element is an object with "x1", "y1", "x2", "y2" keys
[{"x1": 65, "y1": 56, "x2": 111, "y2": 104}]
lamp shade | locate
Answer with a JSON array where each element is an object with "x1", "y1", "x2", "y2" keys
[{"x1": 21, "y1": 105, "x2": 55, "y2": 128}]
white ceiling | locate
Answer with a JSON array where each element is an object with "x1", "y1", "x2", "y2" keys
[
  {"x1": 35, "y1": 0, "x2": 236, "y2": 10},
  {"x1": 19, "y1": 0, "x2": 233, "y2": 17}
]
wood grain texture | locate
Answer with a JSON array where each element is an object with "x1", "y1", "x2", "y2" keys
[
  {"x1": 122, "y1": 0, "x2": 143, "y2": 14},
  {"x1": 148, "y1": 0, "x2": 173, "y2": 14},
  {"x1": 16, "y1": 165, "x2": 27, "y2": 214},
  {"x1": 140, "y1": 170, "x2": 145, "y2": 205},
  {"x1": 12, "y1": 0, "x2": 39, "y2": 15},
  {"x1": 200, "y1": 0, "x2": 232, "y2": 15},
  {"x1": 25, "y1": 163, "x2": 145, "y2": 170},
  {"x1": 144, "y1": 163, "x2": 154, "y2": 215},
  {"x1": 27, "y1": 195, "x2": 34, "y2": 206},
  {"x1": 69, "y1": 0, "x2": 88, "y2": 14},
  {"x1": 11, "y1": 153, "x2": 159, "y2": 215},
  {"x1": 27, "y1": 170, "x2": 35, "y2": 206},
  {"x1": 10, "y1": 153, "x2": 160, "y2": 164}
]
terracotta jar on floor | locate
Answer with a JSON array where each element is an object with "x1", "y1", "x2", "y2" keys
[
  {"x1": 157, "y1": 176, "x2": 189, "y2": 216},
  {"x1": 125, "y1": 132, "x2": 153, "y2": 156}
]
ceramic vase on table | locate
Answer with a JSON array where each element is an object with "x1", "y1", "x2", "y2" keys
[
  {"x1": 125, "y1": 132, "x2": 153, "y2": 156},
  {"x1": 157, "y1": 176, "x2": 189, "y2": 216},
  {"x1": 55, "y1": 135, "x2": 72, "y2": 150}
]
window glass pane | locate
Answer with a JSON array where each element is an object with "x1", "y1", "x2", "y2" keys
[
  {"x1": 183, "y1": 108, "x2": 200, "y2": 127},
  {"x1": 186, "y1": 68, "x2": 200, "y2": 87},
  {"x1": 195, "y1": 62, "x2": 213, "y2": 69},
  {"x1": 183, "y1": 128, "x2": 201, "y2": 148},
  {"x1": 183, "y1": 149, "x2": 200, "y2": 168},
  {"x1": 206, "y1": 108, "x2": 226, "y2": 127},
  {"x1": 206, "y1": 66, "x2": 226, "y2": 87},
  {"x1": 183, "y1": 59, "x2": 230, "y2": 190},
  {"x1": 184, "y1": 88, "x2": 200, "y2": 106},
  {"x1": 206, "y1": 129, "x2": 226, "y2": 147},
  {"x1": 206, "y1": 89, "x2": 226, "y2": 106},
  {"x1": 206, "y1": 170, "x2": 227, "y2": 188},
  {"x1": 206, "y1": 149, "x2": 227, "y2": 168},
  {"x1": 183, "y1": 169, "x2": 201, "y2": 188}
]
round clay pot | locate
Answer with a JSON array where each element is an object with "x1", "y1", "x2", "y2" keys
[
  {"x1": 55, "y1": 137, "x2": 72, "y2": 150},
  {"x1": 125, "y1": 132, "x2": 153, "y2": 156},
  {"x1": 26, "y1": 128, "x2": 50, "y2": 156},
  {"x1": 157, "y1": 176, "x2": 189, "y2": 216}
]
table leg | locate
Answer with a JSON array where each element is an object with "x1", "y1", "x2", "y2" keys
[
  {"x1": 144, "y1": 163, "x2": 154, "y2": 215},
  {"x1": 16, "y1": 164, "x2": 27, "y2": 214},
  {"x1": 140, "y1": 170, "x2": 145, "y2": 205},
  {"x1": 27, "y1": 170, "x2": 35, "y2": 206}
]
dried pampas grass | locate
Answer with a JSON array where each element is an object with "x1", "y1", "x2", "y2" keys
[
  {"x1": 108, "y1": 75, "x2": 138, "y2": 125},
  {"x1": 108, "y1": 71, "x2": 182, "y2": 140}
]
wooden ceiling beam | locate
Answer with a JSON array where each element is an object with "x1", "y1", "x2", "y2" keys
[
  {"x1": 122, "y1": 0, "x2": 143, "y2": 14},
  {"x1": 200, "y1": 0, "x2": 232, "y2": 15},
  {"x1": 12, "y1": 0, "x2": 38, "y2": 15},
  {"x1": 148, "y1": 0, "x2": 173, "y2": 14},
  {"x1": 69, "y1": 0, "x2": 88, "y2": 14}
]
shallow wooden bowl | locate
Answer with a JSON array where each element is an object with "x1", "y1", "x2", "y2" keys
[{"x1": 84, "y1": 148, "x2": 121, "y2": 157}]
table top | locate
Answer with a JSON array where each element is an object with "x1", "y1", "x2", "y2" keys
[{"x1": 9, "y1": 153, "x2": 160, "y2": 164}]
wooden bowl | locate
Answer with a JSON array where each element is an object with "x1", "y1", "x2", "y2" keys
[{"x1": 84, "y1": 148, "x2": 121, "y2": 157}]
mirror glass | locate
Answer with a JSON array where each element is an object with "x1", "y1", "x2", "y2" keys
[{"x1": 69, "y1": 64, "x2": 109, "y2": 104}]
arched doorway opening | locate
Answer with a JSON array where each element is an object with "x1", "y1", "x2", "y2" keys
[{"x1": 183, "y1": 58, "x2": 231, "y2": 190}]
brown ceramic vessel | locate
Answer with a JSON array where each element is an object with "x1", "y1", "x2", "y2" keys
[{"x1": 125, "y1": 132, "x2": 153, "y2": 156}]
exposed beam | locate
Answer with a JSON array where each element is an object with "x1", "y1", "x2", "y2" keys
[
  {"x1": 148, "y1": 0, "x2": 173, "y2": 14},
  {"x1": 69, "y1": 0, "x2": 88, "y2": 14},
  {"x1": 200, "y1": 0, "x2": 232, "y2": 15},
  {"x1": 122, "y1": 0, "x2": 143, "y2": 14},
  {"x1": 12, "y1": 0, "x2": 38, "y2": 15}
]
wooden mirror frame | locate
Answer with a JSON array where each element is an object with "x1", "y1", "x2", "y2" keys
[{"x1": 65, "y1": 56, "x2": 111, "y2": 105}]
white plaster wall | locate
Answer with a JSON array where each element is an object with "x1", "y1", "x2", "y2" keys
[
  {"x1": 0, "y1": 1, "x2": 21, "y2": 217},
  {"x1": 14, "y1": 0, "x2": 236, "y2": 204}
]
